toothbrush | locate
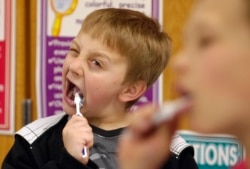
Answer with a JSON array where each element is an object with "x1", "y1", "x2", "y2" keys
[
  {"x1": 151, "y1": 98, "x2": 189, "y2": 125},
  {"x1": 74, "y1": 92, "x2": 88, "y2": 158}
]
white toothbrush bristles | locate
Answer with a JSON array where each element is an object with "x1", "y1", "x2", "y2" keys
[{"x1": 74, "y1": 93, "x2": 83, "y2": 117}]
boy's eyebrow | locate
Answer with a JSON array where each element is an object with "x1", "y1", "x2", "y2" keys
[
  {"x1": 89, "y1": 51, "x2": 111, "y2": 62},
  {"x1": 71, "y1": 39, "x2": 111, "y2": 62},
  {"x1": 70, "y1": 39, "x2": 80, "y2": 48}
]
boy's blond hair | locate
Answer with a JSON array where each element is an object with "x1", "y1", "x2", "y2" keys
[{"x1": 81, "y1": 8, "x2": 171, "y2": 107}]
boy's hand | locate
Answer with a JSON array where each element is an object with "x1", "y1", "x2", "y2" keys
[
  {"x1": 118, "y1": 104, "x2": 179, "y2": 169},
  {"x1": 62, "y1": 115, "x2": 93, "y2": 165}
]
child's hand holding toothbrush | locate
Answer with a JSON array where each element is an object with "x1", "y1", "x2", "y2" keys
[
  {"x1": 118, "y1": 98, "x2": 190, "y2": 169},
  {"x1": 62, "y1": 93, "x2": 93, "y2": 165}
]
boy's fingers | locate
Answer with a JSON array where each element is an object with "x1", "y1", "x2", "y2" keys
[
  {"x1": 130, "y1": 103, "x2": 181, "y2": 137},
  {"x1": 129, "y1": 104, "x2": 158, "y2": 134}
]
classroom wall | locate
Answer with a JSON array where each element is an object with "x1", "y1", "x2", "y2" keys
[
  {"x1": 0, "y1": 0, "x2": 194, "y2": 165},
  {"x1": 0, "y1": 0, "x2": 37, "y2": 165},
  {"x1": 163, "y1": 0, "x2": 195, "y2": 128}
]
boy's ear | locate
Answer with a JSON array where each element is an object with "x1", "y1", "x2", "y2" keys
[{"x1": 119, "y1": 80, "x2": 147, "y2": 102}]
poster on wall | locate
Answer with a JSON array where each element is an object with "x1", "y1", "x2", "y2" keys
[
  {"x1": 36, "y1": 0, "x2": 163, "y2": 118},
  {"x1": 0, "y1": 0, "x2": 15, "y2": 134},
  {"x1": 178, "y1": 130, "x2": 244, "y2": 169}
]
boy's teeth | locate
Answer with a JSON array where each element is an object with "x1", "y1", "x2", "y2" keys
[
  {"x1": 68, "y1": 89, "x2": 73, "y2": 98},
  {"x1": 67, "y1": 86, "x2": 82, "y2": 100},
  {"x1": 73, "y1": 86, "x2": 81, "y2": 95}
]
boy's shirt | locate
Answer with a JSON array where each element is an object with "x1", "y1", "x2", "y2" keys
[
  {"x1": 89, "y1": 124, "x2": 123, "y2": 168},
  {"x1": 2, "y1": 113, "x2": 98, "y2": 169},
  {"x1": 2, "y1": 113, "x2": 198, "y2": 169}
]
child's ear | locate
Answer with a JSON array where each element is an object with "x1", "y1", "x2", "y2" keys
[{"x1": 119, "y1": 80, "x2": 147, "y2": 102}]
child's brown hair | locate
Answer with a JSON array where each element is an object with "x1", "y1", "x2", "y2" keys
[{"x1": 81, "y1": 8, "x2": 171, "y2": 107}]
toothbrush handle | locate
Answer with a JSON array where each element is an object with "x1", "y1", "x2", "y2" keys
[
  {"x1": 76, "y1": 113, "x2": 88, "y2": 158},
  {"x1": 75, "y1": 105, "x2": 88, "y2": 158},
  {"x1": 82, "y1": 146, "x2": 88, "y2": 158},
  {"x1": 76, "y1": 104, "x2": 82, "y2": 117}
]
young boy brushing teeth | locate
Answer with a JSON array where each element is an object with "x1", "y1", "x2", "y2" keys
[{"x1": 2, "y1": 8, "x2": 197, "y2": 169}]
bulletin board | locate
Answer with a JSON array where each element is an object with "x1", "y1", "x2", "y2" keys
[
  {"x1": 36, "y1": 0, "x2": 163, "y2": 118},
  {"x1": 0, "y1": 0, "x2": 15, "y2": 134}
]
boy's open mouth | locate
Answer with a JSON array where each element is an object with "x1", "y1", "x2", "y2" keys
[{"x1": 66, "y1": 80, "x2": 84, "y2": 102}]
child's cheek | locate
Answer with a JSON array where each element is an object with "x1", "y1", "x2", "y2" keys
[{"x1": 196, "y1": 47, "x2": 231, "y2": 91}]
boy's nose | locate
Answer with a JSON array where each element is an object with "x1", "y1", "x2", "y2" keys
[
  {"x1": 172, "y1": 50, "x2": 189, "y2": 75},
  {"x1": 68, "y1": 58, "x2": 84, "y2": 77}
]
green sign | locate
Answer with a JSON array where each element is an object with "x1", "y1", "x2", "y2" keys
[{"x1": 178, "y1": 131, "x2": 244, "y2": 169}]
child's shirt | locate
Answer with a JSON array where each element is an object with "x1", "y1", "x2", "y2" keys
[
  {"x1": 89, "y1": 124, "x2": 123, "y2": 168},
  {"x1": 2, "y1": 113, "x2": 198, "y2": 169}
]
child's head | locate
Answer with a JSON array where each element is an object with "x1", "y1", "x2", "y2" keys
[
  {"x1": 80, "y1": 8, "x2": 171, "y2": 107},
  {"x1": 62, "y1": 8, "x2": 171, "y2": 118},
  {"x1": 174, "y1": 0, "x2": 250, "y2": 137}
]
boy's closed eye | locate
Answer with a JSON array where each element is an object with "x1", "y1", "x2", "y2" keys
[
  {"x1": 69, "y1": 39, "x2": 80, "y2": 56},
  {"x1": 68, "y1": 47, "x2": 80, "y2": 58},
  {"x1": 69, "y1": 47, "x2": 78, "y2": 53}
]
